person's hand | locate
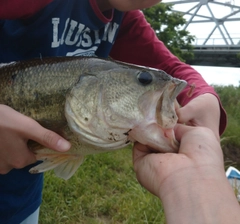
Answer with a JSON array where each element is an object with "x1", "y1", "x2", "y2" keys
[
  {"x1": 96, "y1": 0, "x2": 162, "y2": 12},
  {"x1": 133, "y1": 124, "x2": 223, "y2": 198},
  {"x1": 133, "y1": 124, "x2": 240, "y2": 224},
  {"x1": 0, "y1": 105, "x2": 71, "y2": 174},
  {"x1": 176, "y1": 93, "x2": 221, "y2": 139}
]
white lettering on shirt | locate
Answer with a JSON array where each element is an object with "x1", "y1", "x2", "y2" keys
[{"x1": 51, "y1": 18, "x2": 119, "y2": 51}]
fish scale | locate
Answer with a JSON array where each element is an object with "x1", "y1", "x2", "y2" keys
[{"x1": 0, "y1": 56, "x2": 187, "y2": 180}]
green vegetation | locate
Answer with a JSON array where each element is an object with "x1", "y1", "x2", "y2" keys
[
  {"x1": 215, "y1": 85, "x2": 240, "y2": 147},
  {"x1": 214, "y1": 85, "x2": 240, "y2": 168},
  {"x1": 215, "y1": 84, "x2": 240, "y2": 200},
  {"x1": 40, "y1": 146, "x2": 165, "y2": 224},
  {"x1": 142, "y1": 4, "x2": 195, "y2": 62}
]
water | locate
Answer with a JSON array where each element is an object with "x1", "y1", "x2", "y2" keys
[{"x1": 192, "y1": 66, "x2": 240, "y2": 87}]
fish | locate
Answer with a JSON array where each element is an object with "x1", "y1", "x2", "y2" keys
[{"x1": 0, "y1": 57, "x2": 187, "y2": 180}]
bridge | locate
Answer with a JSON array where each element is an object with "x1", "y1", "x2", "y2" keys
[{"x1": 165, "y1": 0, "x2": 240, "y2": 67}]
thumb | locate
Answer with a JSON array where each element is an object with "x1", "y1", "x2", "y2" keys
[
  {"x1": 132, "y1": 142, "x2": 150, "y2": 164},
  {"x1": 174, "y1": 123, "x2": 195, "y2": 142},
  {"x1": 27, "y1": 120, "x2": 71, "y2": 152},
  {"x1": 176, "y1": 105, "x2": 194, "y2": 125}
]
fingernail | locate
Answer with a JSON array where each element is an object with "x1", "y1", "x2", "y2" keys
[{"x1": 57, "y1": 139, "x2": 71, "y2": 151}]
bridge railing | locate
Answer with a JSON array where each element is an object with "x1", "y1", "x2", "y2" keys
[{"x1": 193, "y1": 37, "x2": 240, "y2": 49}]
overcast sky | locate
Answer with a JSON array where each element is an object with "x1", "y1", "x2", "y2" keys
[{"x1": 192, "y1": 65, "x2": 240, "y2": 86}]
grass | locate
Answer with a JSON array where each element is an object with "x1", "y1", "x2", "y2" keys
[
  {"x1": 215, "y1": 85, "x2": 240, "y2": 147},
  {"x1": 40, "y1": 146, "x2": 165, "y2": 224},
  {"x1": 214, "y1": 85, "x2": 240, "y2": 169}
]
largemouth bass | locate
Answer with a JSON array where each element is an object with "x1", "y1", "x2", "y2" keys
[{"x1": 0, "y1": 57, "x2": 187, "y2": 180}]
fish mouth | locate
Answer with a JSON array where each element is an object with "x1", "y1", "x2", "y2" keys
[
  {"x1": 162, "y1": 128, "x2": 179, "y2": 152},
  {"x1": 155, "y1": 78, "x2": 187, "y2": 151},
  {"x1": 128, "y1": 78, "x2": 186, "y2": 153},
  {"x1": 156, "y1": 78, "x2": 187, "y2": 129}
]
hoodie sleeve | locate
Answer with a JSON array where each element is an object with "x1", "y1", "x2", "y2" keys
[
  {"x1": 0, "y1": 0, "x2": 53, "y2": 19},
  {"x1": 110, "y1": 10, "x2": 227, "y2": 135}
]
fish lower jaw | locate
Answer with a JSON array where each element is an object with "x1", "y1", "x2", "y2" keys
[{"x1": 128, "y1": 123, "x2": 178, "y2": 153}]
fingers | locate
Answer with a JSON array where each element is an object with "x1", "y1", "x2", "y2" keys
[
  {"x1": 176, "y1": 94, "x2": 221, "y2": 140},
  {"x1": 12, "y1": 112, "x2": 71, "y2": 152},
  {"x1": 1, "y1": 106, "x2": 71, "y2": 152},
  {"x1": 0, "y1": 154, "x2": 36, "y2": 174},
  {"x1": 176, "y1": 105, "x2": 194, "y2": 125},
  {"x1": 174, "y1": 124, "x2": 222, "y2": 162},
  {"x1": 28, "y1": 121, "x2": 71, "y2": 152},
  {"x1": 174, "y1": 123, "x2": 194, "y2": 142},
  {"x1": 0, "y1": 134, "x2": 37, "y2": 174},
  {"x1": 0, "y1": 105, "x2": 71, "y2": 174},
  {"x1": 174, "y1": 123, "x2": 214, "y2": 145},
  {"x1": 132, "y1": 142, "x2": 150, "y2": 170}
]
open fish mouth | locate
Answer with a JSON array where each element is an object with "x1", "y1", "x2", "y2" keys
[
  {"x1": 156, "y1": 78, "x2": 186, "y2": 129},
  {"x1": 155, "y1": 78, "x2": 187, "y2": 151},
  {"x1": 128, "y1": 77, "x2": 187, "y2": 153}
]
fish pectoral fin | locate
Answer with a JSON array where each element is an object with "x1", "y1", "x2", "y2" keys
[{"x1": 29, "y1": 154, "x2": 84, "y2": 180}]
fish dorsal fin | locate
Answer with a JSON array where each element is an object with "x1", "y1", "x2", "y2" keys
[{"x1": 29, "y1": 154, "x2": 84, "y2": 180}]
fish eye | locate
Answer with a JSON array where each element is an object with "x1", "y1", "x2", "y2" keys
[{"x1": 137, "y1": 71, "x2": 153, "y2": 85}]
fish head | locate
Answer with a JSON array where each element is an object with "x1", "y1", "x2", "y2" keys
[
  {"x1": 129, "y1": 73, "x2": 187, "y2": 152},
  {"x1": 65, "y1": 59, "x2": 187, "y2": 153}
]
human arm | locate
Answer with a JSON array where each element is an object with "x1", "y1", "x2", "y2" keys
[
  {"x1": 133, "y1": 124, "x2": 240, "y2": 224},
  {"x1": 0, "y1": 104, "x2": 71, "y2": 174},
  {"x1": 110, "y1": 10, "x2": 227, "y2": 137},
  {"x1": 0, "y1": 0, "x2": 161, "y2": 19},
  {"x1": 0, "y1": 0, "x2": 53, "y2": 19},
  {"x1": 95, "y1": 0, "x2": 161, "y2": 12}
]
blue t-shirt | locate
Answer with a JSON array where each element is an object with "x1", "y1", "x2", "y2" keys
[{"x1": 0, "y1": 0, "x2": 123, "y2": 223}]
